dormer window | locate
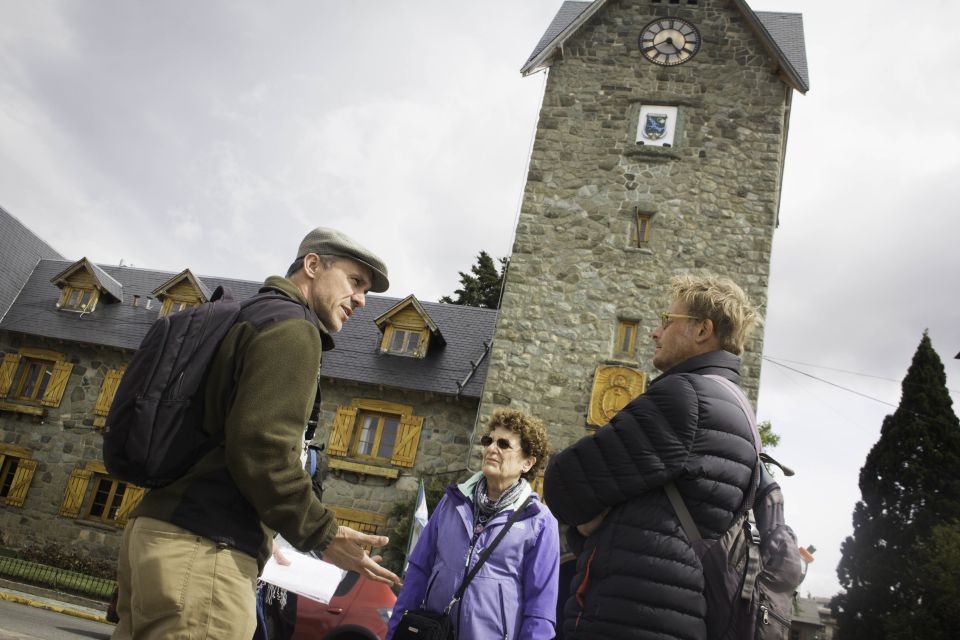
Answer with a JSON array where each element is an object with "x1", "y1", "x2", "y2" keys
[
  {"x1": 50, "y1": 257, "x2": 123, "y2": 313},
  {"x1": 152, "y1": 269, "x2": 211, "y2": 318},
  {"x1": 59, "y1": 286, "x2": 99, "y2": 312},
  {"x1": 386, "y1": 327, "x2": 426, "y2": 357},
  {"x1": 374, "y1": 295, "x2": 446, "y2": 359}
]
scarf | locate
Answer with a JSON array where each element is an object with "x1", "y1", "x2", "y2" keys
[{"x1": 472, "y1": 476, "x2": 527, "y2": 533}]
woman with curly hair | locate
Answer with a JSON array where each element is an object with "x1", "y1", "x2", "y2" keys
[{"x1": 387, "y1": 409, "x2": 560, "y2": 639}]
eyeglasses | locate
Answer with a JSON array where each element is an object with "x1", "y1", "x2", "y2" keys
[
  {"x1": 659, "y1": 312, "x2": 702, "y2": 328},
  {"x1": 480, "y1": 435, "x2": 517, "y2": 451}
]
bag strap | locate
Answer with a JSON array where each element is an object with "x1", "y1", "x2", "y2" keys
[
  {"x1": 664, "y1": 374, "x2": 764, "y2": 601},
  {"x1": 445, "y1": 495, "x2": 533, "y2": 612}
]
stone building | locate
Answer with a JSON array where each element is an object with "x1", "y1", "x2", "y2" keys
[
  {"x1": 479, "y1": 0, "x2": 808, "y2": 449},
  {"x1": 0, "y1": 207, "x2": 495, "y2": 562}
]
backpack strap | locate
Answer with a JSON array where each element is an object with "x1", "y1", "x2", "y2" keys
[{"x1": 665, "y1": 374, "x2": 764, "y2": 601}]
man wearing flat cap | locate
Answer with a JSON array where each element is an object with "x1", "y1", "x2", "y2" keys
[{"x1": 113, "y1": 228, "x2": 398, "y2": 640}]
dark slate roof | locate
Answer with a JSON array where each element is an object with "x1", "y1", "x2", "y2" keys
[
  {"x1": 0, "y1": 206, "x2": 64, "y2": 322},
  {"x1": 755, "y1": 12, "x2": 809, "y2": 91},
  {"x1": 0, "y1": 259, "x2": 498, "y2": 399},
  {"x1": 522, "y1": 1, "x2": 809, "y2": 93},
  {"x1": 523, "y1": 1, "x2": 591, "y2": 67}
]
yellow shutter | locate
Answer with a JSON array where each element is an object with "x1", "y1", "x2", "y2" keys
[
  {"x1": 115, "y1": 485, "x2": 145, "y2": 526},
  {"x1": 59, "y1": 468, "x2": 93, "y2": 518},
  {"x1": 94, "y1": 369, "x2": 125, "y2": 416},
  {"x1": 328, "y1": 406, "x2": 357, "y2": 456},
  {"x1": 390, "y1": 414, "x2": 424, "y2": 468},
  {"x1": 41, "y1": 361, "x2": 74, "y2": 407},
  {"x1": 0, "y1": 353, "x2": 21, "y2": 397},
  {"x1": 5, "y1": 458, "x2": 38, "y2": 507}
]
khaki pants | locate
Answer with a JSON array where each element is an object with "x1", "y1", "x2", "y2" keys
[{"x1": 112, "y1": 517, "x2": 259, "y2": 640}]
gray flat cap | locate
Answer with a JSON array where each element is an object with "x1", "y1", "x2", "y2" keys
[{"x1": 296, "y1": 227, "x2": 389, "y2": 292}]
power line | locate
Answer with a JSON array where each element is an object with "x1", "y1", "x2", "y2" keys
[
  {"x1": 762, "y1": 357, "x2": 897, "y2": 408},
  {"x1": 764, "y1": 356, "x2": 960, "y2": 395}
]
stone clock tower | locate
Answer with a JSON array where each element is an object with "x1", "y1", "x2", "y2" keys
[{"x1": 478, "y1": 0, "x2": 808, "y2": 453}]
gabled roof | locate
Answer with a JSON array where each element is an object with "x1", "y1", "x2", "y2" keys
[
  {"x1": 521, "y1": 0, "x2": 809, "y2": 94},
  {"x1": 1, "y1": 260, "x2": 498, "y2": 400},
  {"x1": 151, "y1": 269, "x2": 213, "y2": 302},
  {"x1": 375, "y1": 295, "x2": 447, "y2": 346},
  {"x1": 0, "y1": 205, "x2": 64, "y2": 322},
  {"x1": 50, "y1": 257, "x2": 124, "y2": 303}
]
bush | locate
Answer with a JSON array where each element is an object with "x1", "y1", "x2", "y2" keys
[{"x1": 19, "y1": 542, "x2": 115, "y2": 580}]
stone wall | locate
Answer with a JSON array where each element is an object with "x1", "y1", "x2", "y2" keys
[
  {"x1": 0, "y1": 333, "x2": 129, "y2": 560},
  {"x1": 0, "y1": 332, "x2": 481, "y2": 563},
  {"x1": 480, "y1": 0, "x2": 791, "y2": 449}
]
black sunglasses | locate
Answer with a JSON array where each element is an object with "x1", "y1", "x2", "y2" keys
[{"x1": 480, "y1": 435, "x2": 517, "y2": 451}]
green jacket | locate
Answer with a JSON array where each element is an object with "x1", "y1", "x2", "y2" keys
[{"x1": 132, "y1": 276, "x2": 339, "y2": 570}]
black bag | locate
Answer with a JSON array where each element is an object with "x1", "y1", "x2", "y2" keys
[
  {"x1": 393, "y1": 496, "x2": 533, "y2": 640},
  {"x1": 392, "y1": 608, "x2": 454, "y2": 640},
  {"x1": 102, "y1": 286, "x2": 296, "y2": 488},
  {"x1": 665, "y1": 376, "x2": 804, "y2": 640}
]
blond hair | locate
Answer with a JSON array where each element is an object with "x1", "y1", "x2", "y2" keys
[{"x1": 670, "y1": 274, "x2": 760, "y2": 355}]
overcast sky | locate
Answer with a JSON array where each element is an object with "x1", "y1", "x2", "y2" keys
[{"x1": 2, "y1": 0, "x2": 958, "y2": 600}]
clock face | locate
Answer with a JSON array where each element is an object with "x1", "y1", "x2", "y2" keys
[{"x1": 639, "y1": 18, "x2": 701, "y2": 66}]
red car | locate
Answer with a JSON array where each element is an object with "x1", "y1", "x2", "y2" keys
[{"x1": 291, "y1": 570, "x2": 397, "y2": 640}]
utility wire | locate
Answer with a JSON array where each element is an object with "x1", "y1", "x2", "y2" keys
[
  {"x1": 765, "y1": 355, "x2": 960, "y2": 394},
  {"x1": 762, "y1": 357, "x2": 897, "y2": 408}
]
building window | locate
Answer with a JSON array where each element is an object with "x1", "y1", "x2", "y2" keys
[
  {"x1": 13, "y1": 358, "x2": 55, "y2": 402},
  {"x1": 386, "y1": 327, "x2": 424, "y2": 357},
  {"x1": 636, "y1": 212, "x2": 653, "y2": 245},
  {"x1": 160, "y1": 297, "x2": 199, "y2": 317},
  {"x1": 615, "y1": 320, "x2": 640, "y2": 358},
  {"x1": 59, "y1": 462, "x2": 144, "y2": 527},
  {"x1": 0, "y1": 349, "x2": 74, "y2": 411},
  {"x1": 58, "y1": 286, "x2": 99, "y2": 312},
  {"x1": 0, "y1": 445, "x2": 38, "y2": 508},
  {"x1": 327, "y1": 399, "x2": 424, "y2": 468},
  {"x1": 353, "y1": 411, "x2": 400, "y2": 460}
]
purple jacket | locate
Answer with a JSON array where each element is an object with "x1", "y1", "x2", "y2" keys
[{"x1": 387, "y1": 473, "x2": 559, "y2": 639}]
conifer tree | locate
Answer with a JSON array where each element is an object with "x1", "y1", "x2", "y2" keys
[
  {"x1": 833, "y1": 332, "x2": 960, "y2": 640},
  {"x1": 439, "y1": 251, "x2": 508, "y2": 309}
]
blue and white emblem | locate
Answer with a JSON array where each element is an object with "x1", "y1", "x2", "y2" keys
[{"x1": 643, "y1": 113, "x2": 669, "y2": 140}]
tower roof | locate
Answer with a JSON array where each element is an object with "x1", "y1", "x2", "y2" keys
[{"x1": 522, "y1": 0, "x2": 809, "y2": 94}]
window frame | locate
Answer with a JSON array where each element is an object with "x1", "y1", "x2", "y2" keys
[
  {"x1": 636, "y1": 211, "x2": 653, "y2": 245},
  {"x1": 381, "y1": 324, "x2": 429, "y2": 358},
  {"x1": 58, "y1": 285, "x2": 100, "y2": 312},
  {"x1": 0, "y1": 445, "x2": 37, "y2": 507},
  {"x1": 351, "y1": 410, "x2": 401, "y2": 462},
  {"x1": 614, "y1": 319, "x2": 640, "y2": 358},
  {"x1": 327, "y1": 399, "x2": 424, "y2": 469}
]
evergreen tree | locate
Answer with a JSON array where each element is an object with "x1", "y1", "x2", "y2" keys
[
  {"x1": 439, "y1": 251, "x2": 508, "y2": 309},
  {"x1": 833, "y1": 332, "x2": 960, "y2": 640}
]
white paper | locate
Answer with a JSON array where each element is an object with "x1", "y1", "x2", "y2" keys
[{"x1": 259, "y1": 536, "x2": 346, "y2": 604}]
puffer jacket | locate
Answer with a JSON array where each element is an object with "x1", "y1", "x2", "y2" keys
[
  {"x1": 544, "y1": 350, "x2": 757, "y2": 640},
  {"x1": 387, "y1": 473, "x2": 560, "y2": 640},
  {"x1": 132, "y1": 276, "x2": 339, "y2": 570}
]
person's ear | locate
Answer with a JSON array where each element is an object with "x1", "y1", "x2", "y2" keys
[
  {"x1": 302, "y1": 253, "x2": 320, "y2": 278},
  {"x1": 695, "y1": 318, "x2": 714, "y2": 342},
  {"x1": 524, "y1": 456, "x2": 537, "y2": 474}
]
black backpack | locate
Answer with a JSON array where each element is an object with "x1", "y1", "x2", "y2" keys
[
  {"x1": 103, "y1": 286, "x2": 294, "y2": 488},
  {"x1": 665, "y1": 376, "x2": 804, "y2": 640}
]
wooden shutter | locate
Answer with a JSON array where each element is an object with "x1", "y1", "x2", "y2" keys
[
  {"x1": 0, "y1": 353, "x2": 21, "y2": 397},
  {"x1": 390, "y1": 414, "x2": 424, "y2": 468},
  {"x1": 5, "y1": 458, "x2": 38, "y2": 507},
  {"x1": 115, "y1": 485, "x2": 145, "y2": 526},
  {"x1": 327, "y1": 406, "x2": 357, "y2": 456},
  {"x1": 59, "y1": 468, "x2": 93, "y2": 518},
  {"x1": 41, "y1": 362, "x2": 74, "y2": 407},
  {"x1": 94, "y1": 369, "x2": 125, "y2": 416}
]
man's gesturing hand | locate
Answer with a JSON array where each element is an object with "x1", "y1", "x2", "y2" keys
[{"x1": 324, "y1": 525, "x2": 402, "y2": 587}]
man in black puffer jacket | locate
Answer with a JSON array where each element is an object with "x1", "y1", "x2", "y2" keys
[{"x1": 544, "y1": 274, "x2": 760, "y2": 640}]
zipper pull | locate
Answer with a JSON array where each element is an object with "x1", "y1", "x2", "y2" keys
[{"x1": 760, "y1": 605, "x2": 769, "y2": 625}]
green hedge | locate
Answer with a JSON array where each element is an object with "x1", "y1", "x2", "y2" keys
[{"x1": 0, "y1": 556, "x2": 116, "y2": 600}]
